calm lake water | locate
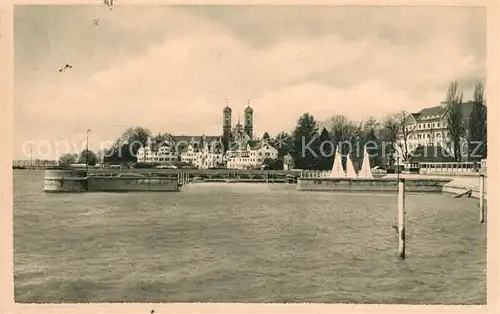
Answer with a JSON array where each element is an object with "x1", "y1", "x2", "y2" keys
[{"x1": 13, "y1": 170, "x2": 486, "y2": 304}]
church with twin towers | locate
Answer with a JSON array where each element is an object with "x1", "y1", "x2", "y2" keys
[{"x1": 222, "y1": 100, "x2": 254, "y2": 151}]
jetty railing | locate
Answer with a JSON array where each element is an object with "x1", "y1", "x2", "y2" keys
[
  {"x1": 85, "y1": 168, "x2": 297, "y2": 182},
  {"x1": 299, "y1": 170, "x2": 330, "y2": 178},
  {"x1": 418, "y1": 161, "x2": 484, "y2": 175}
]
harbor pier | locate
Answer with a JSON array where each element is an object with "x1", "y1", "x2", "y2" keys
[{"x1": 43, "y1": 169, "x2": 180, "y2": 192}]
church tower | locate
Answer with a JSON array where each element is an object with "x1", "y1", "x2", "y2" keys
[
  {"x1": 222, "y1": 99, "x2": 232, "y2": 151},
  {"x1": 244, "y1": 100, "x2": 253, "y2": 139}
]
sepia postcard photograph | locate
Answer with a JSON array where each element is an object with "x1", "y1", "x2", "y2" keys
[{"x1": 1, "y1": 0, "x2": 499, "y2": 313}]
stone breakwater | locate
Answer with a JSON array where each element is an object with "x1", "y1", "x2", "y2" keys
[
  {"x1": 43, "y1": 169, "x2": 180, "y2": 192},
  {"x1": 383, "y1": 173, "x2": 487, "y2": 199},
  {"x1": 442, "y1": 177, "x2": 487, "y2": 199},
  {"x1": 296, "y1": 177, "x2": 452, "y2": 193}
]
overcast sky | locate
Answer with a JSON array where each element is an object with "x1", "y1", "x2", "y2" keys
[{"x1": 14, "y1": 5, "x2": 486, "y2": 160}]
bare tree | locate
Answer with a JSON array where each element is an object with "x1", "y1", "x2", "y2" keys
[
  {"x1": 349, "y1": 119, "x2": 364, "y2": 161},
  {"x1": 363, "y1": 116, "x2": 379, "y2": 133},
  {"x1": 382, "y1": 114, "x2": 399, "y2": 141},
  {"x1": 362, "y1": 117, "x2": 382, "y2": 168},
  {"x1": 58, "y1": 153, "x2": 78, "y2": 168},
  {"x1": 95, "y1": 149, "x2": 105, "y2": 165},
  {"x1": 381, "y1": 114, "x2": 400, "y2": 167},
  {"x1": 330, "y1": 115, "x2": 357, "y2": 164},
  {"x1": 330, "y1": 115, "x2": 351, "y2": 144},
  {"x1": 468, "y1": 82, "x2": 487, "y2": 160},
  {"x1": 390, "y1": 111, "x2": 417, "y2": 163},
  {"x1": 444, "y1": 81, "x2": 465, "y2": 161}
]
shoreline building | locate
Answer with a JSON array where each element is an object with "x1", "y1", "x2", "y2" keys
[
  {"x1": 137, "y1": 136, "x2": 178, "y2": 163},
  {"x1": 137, "y1": 100, "x2": 271, "y2": 169},
  {"x1": 137, "y1": 134, "x2": 224, "y2": 167},
  {"x1": 179, "y1": 135, "x2": 224, "y2": 168},
  {"x1": 13, "y1": 159, "x2": 57, "y2": 169},
  {"x1": 226, "y1": 140, "x2": 279, "y2": 169},
  {"x1": 192, "y1": 140, "x2": 225, "y2": 169},
  {"x1": 396, "y1": 100, "x2": 479, "y2": 164}
]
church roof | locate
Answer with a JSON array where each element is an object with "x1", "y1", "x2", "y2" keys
[
  {"x1": 235, "y1": 117, "x2": 242, "y2": 127},
  {"x1": 248, "y1": 140, "x2": 276, "y2": 151},
  {"x1": 163, "y1": 136, "x2": 222, "y2": 152},
  {"x1": 247, "y1": 140, "x2": 260, "y2": 148},
  {"x1": 223, "y1": 105, "x2": 232, "y2": 113}
]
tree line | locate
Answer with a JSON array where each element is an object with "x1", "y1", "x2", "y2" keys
[
  {"x1": 57, "y1": 149, "x2": 98, "y2": 168},
  {"x1": 57, "y1": 81, "x2": 486, "y2": 169},
  {"x1": 270, "y1": 81, "x2": 487, "y2": 171}
]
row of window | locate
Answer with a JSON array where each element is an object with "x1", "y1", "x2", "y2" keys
[
  {"x1": 410, "y1": 133, "x2": 442, "y2": 140},
  {"x1": 417, "y1": 121, "x2": 443, "y2": 129},
  {"x1": 141, "y1": 157, "x2": 178, "y2": 162},
  {"x1": 140, "y1": 152, "x2": 177, "y2": 157},
  {"x1": 420, "y1": 163, "x2": 478, "y2": 169},
  {"x1": 228, "y1": 158, "x2": 262, "y2": 163},
  {"x1": 141, "y1": 151, "x2": 275, "y2": 162}
]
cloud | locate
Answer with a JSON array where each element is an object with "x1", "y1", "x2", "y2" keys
[{"x1": 14, "y1": 5, "x2": 486, "y2": 160}]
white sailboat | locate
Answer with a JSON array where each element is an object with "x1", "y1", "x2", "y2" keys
[
  {"x1": 358, "y1": 146, "x2": 374, "y2": 179},
  {"x1": 345, "y1": 155, "x2": 357, "y2": 179},
  {"x1": 330, "y1": 145, "x2": 344, "y2": 178}
]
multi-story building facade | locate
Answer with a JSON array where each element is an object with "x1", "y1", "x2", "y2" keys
[
  {"x1": 136, "y1": 101, "x2": 257, "y2": 168},
  {"x1": 226, "y1": 140, "x2": 278, "y2": 169},
  {"x1": 137, "y1": 135, "x2": 223, "y2": 165},
  {"x1": 179, "y1": 144, "x2": 197, "y2": 165},
  {"x1": 136, "y1": 142, "x2": 178, "y2": 163},
  {"x1": 192, "y1": 143, "x2": 225, "y2": 169},
  {"x1": 396, "y1": 100, "x2": 476, "y2": 163}
]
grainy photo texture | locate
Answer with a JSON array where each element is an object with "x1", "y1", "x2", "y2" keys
[{"x1": 12, "y1": 4, "x2": 487, "y2": 304}]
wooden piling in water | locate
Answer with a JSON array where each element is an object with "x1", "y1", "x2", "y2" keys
[
  {"x1": 398, "y1": 178, "x2": 406, "y2": 260},
  {"x1": 479, "y1": 174, "x2": 485, "y2": 223}
]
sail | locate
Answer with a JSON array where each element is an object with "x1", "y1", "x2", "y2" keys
[
  {"x1": 345, "y1": 155, "x2": 357, "y2": 179},
  {"x1": 330, "y1": 145, "x2": 344, "y2": 178},
  {"x1": 358, "y1": 147, "x2": 374, "y2": 179}
]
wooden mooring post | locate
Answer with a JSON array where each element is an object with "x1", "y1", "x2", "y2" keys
[
  {"x1": 479, "y1": 174, "x2": 485, "y2": 223},
  {"x1": 398, "y1": 178, "x2": 406, "y2": 260}
]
